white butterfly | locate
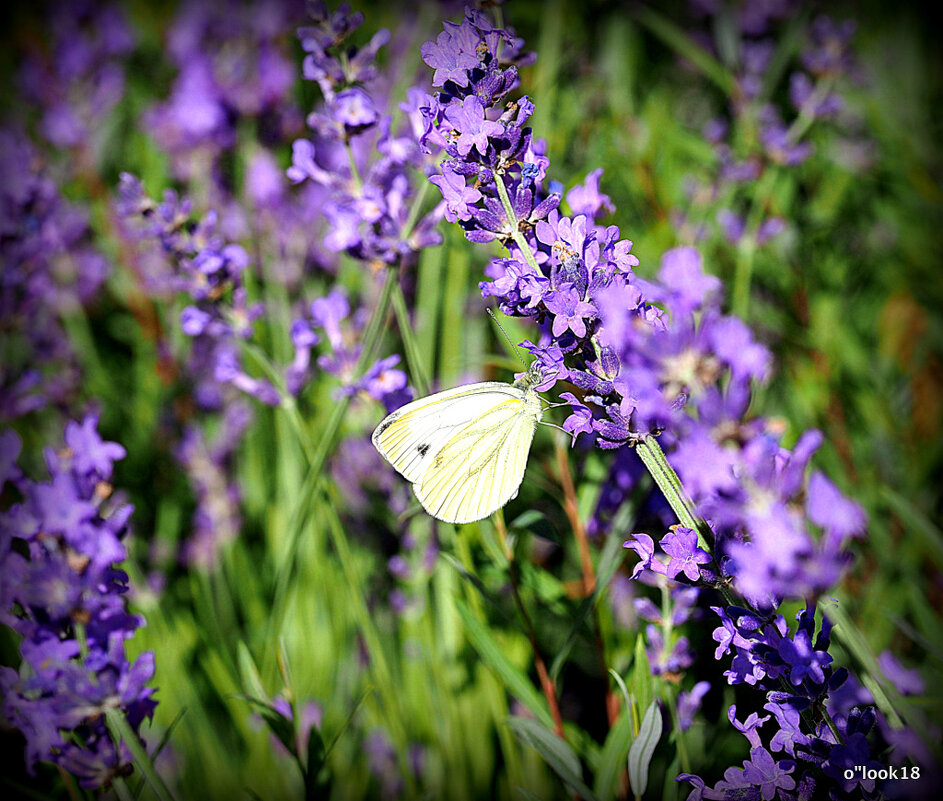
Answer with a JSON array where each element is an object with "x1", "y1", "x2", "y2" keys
[{"x1": 371, "y1": 361, "x2": 546, "y2": 524}]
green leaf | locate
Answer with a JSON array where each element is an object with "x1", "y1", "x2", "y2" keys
[
  {"x1": 236, "y1": 642, "x2": 267, "y2": 702},
  {"x1": 453, "y1": 598, "x2": 554, "y2": 729},
  {"x1": 237, "y1": 696, "x2": 297, "y2": 759},
  {"x1": 441, "y1": 552, "x2": 505, "y2": 614},
  {"x1": 631, "y1": 635, "x2": 653, "y2": 720},
  {"x1": 133, "y1": 708, "x2": 187, "y2": 800},
  {"x1": 628, "y1": 700, "x2": 663, "y2": 798},
  {"x1": 508, "y1": 509, "x2": 558, "y2": 543},
  {"x1": 634, "y1": 6, "x2": 736, "y2": 95},
  {"x1": 507, "y1": 717, "x2": 600, "y2": 801},
  {"x1": 879, "y1": 486, "x2": 943, "y2": 571},
  {"x1": 593, "y1": 711, "x2": 634, "y2": 801},
  {"x1": 304, "y1": 724, "x2": 331, "y2": 801}
]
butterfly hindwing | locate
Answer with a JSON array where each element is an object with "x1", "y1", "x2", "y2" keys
[
  {"x1": 371, "y1": 382, "x2": 522, "y2": 484},
  {"x1": 415, "y1": 393, "x2": 541, "y2": 524}
]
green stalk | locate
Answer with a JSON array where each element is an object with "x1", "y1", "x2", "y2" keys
[
  {"x1": 322, "y1": 506, "x2": 416, "y2": 796},
  {"x1": 634, "y1": 6, "x2": 736, "y2": 95},
  {"x1": 238, "y1": 339, "x2": 315, "y2": 464},
  {"x1": 635, "y1": 436, "x2": 712, "y2": 553},
  {"x1": 492, "y1": 174, "x2": 542, "y2": 274},
  {"x1": 391, "y1": 283, "x2": 431, "y2": 396},
  {"x1": 112, "y1": 778, "x2": 135, "y2": 801},
  {"x1": 268, "y1": 268, "x2": 397, "y2": 631},
  {"x1": 731, "y1": 75, "x2": 832, "y2": 319},
  {"x1": 731, "y1": 167, "x2": 779, "y2": 320},
  {"x1": 105, "y1": 710, "x2": 178, "y2": 801}
]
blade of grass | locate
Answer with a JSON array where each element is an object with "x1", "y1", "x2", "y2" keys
[
  {"x1": 268, "y1": 268, "x2": 397, "y2": 635},
  {"x1": 634, "y1": 6, "x2": 736, "y2": 95}
]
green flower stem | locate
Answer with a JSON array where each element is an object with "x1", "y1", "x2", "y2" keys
[
  {"x1": 343, "y1": 137, "x2": 363, "y2": 191},
  {"x1": 105, "y1": 709, "x2": 178, "y2": 801},
  {"x1": 635, "y1": 436, "x2": 712, "y2": 553},
  {"x1": 731, "y1": 166, "x2": 779, "y2": 320},
  {"x1": 74, "y1": 625, "x2": 177, "y2": 801},
  {"x1": 323, "y1": 507, "x2": 416, "y2": 795},
  {"x1": 492, "y1": 173, "x2": 542, "y2": 274},
  {"x1": 268, "y1": 268, "x2": 397, "y2": 631},
  {"x1": 731, "y1": 75, "x2": 833, "y2": 319},
  {"x1": 402, "y1": 177, "x2": 431, "y2": 243},
  {"x1": 786, "y1": 74, "x2": 836, "y2": 144},
  {"x1": 633, "y1": 5, "x2": 736, "y2": 95},
  {"x1": 238, "y1": 339, "x2": 316, "y2": 464},
  {"x1": 391, "y1": 282, "x2": 431, "y2": 396}
]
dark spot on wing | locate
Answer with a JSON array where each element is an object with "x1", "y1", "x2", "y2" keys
[
  {"x1": 376, "y1": 418, "x2": 393, "y2": 436},
  {"x1": 417, "y1": 443, "x2": 430, "y2": 456}
]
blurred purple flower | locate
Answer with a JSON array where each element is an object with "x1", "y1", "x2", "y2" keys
[{"x1": 0, "y1": 416, "x2": 157, "y2": 787}]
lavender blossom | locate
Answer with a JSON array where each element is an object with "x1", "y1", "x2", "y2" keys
[
  {"x1": 0, "y1": 418, "x2": 158, "y2": 788},
  {"x1": 117, "y1": 174, "x2": 280, "y2": 408},
  {"x1": 16, "y1": 1, "x2": 134, "y2": 156},
  {"x1": 288, "y1": 2, "x2": 443, "y2": 266},
  {"x1": 0, "y1": 128, "x2": 108, "y2": 421},
  {"x1": 145, "y1": 0, "x2": 302, "y2": 180}
]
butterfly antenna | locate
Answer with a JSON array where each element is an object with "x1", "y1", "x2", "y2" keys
[
  {"x1": 538, "y1": 419, "x2": 577, "y2": 446},
  {"x1": 487, "y1": 308, "x2": 528, "y2": 369}
]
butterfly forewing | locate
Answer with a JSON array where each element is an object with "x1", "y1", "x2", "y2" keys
[{"x1": 372, "y1": 382, "x2": 522, "y2": 484}]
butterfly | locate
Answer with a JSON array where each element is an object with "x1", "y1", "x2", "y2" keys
[{"x1": 371, "y1": 361, "x2": 546, "y2": 524}]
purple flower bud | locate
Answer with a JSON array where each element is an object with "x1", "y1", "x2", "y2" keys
[{"x1": 181, "y1": 305, "x2": 212, "y2": 336}]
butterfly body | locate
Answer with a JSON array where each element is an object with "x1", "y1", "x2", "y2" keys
[{"x1": 372, "y1": 363, "x2": 544, "y2": 524}]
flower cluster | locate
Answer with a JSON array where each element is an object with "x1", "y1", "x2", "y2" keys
[
  {"x1": 678, "y1": 603, "x2": 910, "y2": 799},
  {"x1": 0, "y1": 418, "x2": 157, "y2": 789},
  {"x1": 16, "y1": 1, "x2": 135, "y2": 156},
  {"x1": 417, "y1": 9, "x2": 907, "y2": 798},
  {"x1": 0, "y1": 128, "x2": 109, "y2": 422},
  {"x1": 680, "y1": 7, "x2": 863, "y2": 246},
  {"x1": 145, "y1": 0, "x2": 302, "y2": 180},
  {"x1": 632, "y1": 576, "x2": 701, "y2": 677},
  {"x1": 288, "y1": 1, "x2": 443, "y2": 265},
  {"x1": 117, "y1": 173, "x2": 279, "y2": 408},
  {"x1": 418, "y1": 3, "x2": 868, "y2": 605},
  {"x1": 288, "y1": 287, "x2": 411, "y2": 411},
  {"x1": 419, "y1": 8, "x2": 556, "y2": 245},
  {"x1": 176, "y1": 401, "x2": 251, "y2": 568}
]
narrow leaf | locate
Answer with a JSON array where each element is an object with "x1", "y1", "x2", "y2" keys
[
  {"x1": 593, "y1": 711, "x2": 634, "y2": 801},
  {"x1": 631, "y1": 635, "x2": 653, "y2": 720},
  {"x1": 507, "y1": 717, "x2": 601, "y2": 801},
  {"x1": 304, "y1": 724, "x2": 331, "y2": 801},
  {"x1": 627, "y1": 700, "x2": 663, "y2": 798},
  {"x1": 453, "y1": 598, "x2": 554, "y2": 729}
]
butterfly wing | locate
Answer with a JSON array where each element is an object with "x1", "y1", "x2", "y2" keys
[
  {"x1": 372, "y1": 382, "x2": 521, "y2": 484},
  {"x1": 414, "y1": 391, "x2": 541, "y2": 524}
]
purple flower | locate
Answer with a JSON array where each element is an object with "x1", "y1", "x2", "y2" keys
[
  {"x1": 658, "y1": 247, "x2": 721, "y2": 315},
  {"x1": 1, "y1": 417, "x2": 157, "y2": 787},
  {"x1": 566, "y1": 168, "x2": 614, "y2": 220},
  {"x1": 420, "y1": 23, "x2": 483, "y2": 88},
  {"x1": 444, "y1": 95, "x2": 504, "y2": 157},
  {"x1": 332, "y1": 87, "x2": 379, "y2": 130},
  {"x1": 661, "y1": 527, "x2": 712, "y2": 581},
  {"x1": 805, "y1": 472, "x2": 866, "y2": 541},
  {"x1": 677, "y1": 681, "x2": 710, "y2": 731},
  {"x1": 430, "y1": 165, "x2": 482, "y2": 223},
  {"x1": 544, "y1": 287, "x2": 596, "y2": 338}
]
